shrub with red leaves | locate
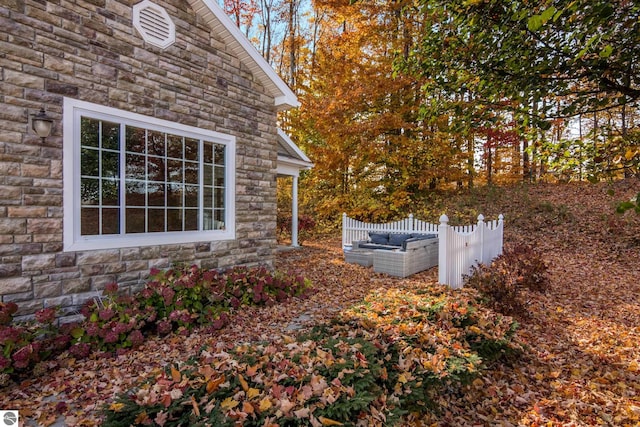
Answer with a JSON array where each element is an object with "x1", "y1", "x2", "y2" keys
[{"x1": 465, "y1": 243, "x2": 549, "y2": 317}]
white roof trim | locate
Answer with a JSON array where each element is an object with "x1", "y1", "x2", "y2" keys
[
  {"x1": 188, "y1": 0, "x2": 299, "y2": 111},
  {"x1": 277, "y1": 128, "x2": 311, "y2": 164},
  {"x1": 277, "y1": 156, "x2": 312, "y2": 177},
  {"x1": 278, "y1": 155, "x2": 313, "y2": 169}
]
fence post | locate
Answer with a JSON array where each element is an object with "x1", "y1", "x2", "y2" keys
[
  {"x1": 477, "y1": 214, "x2": 485, "y2": 264},
  {"x1": 498, "y1": 214, "x2": 504, "y2": 256},
  {"x1": 438, "y1": 214, "x2": 449, "y2": 286},
  {"x1": 342, "y1": 213, "x2": 347, "y2": 249},
  {"x1": 409, "y1": 213, "x2": 414, "y2": 233}
]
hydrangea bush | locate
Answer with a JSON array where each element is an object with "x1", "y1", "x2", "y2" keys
[
  {"x1": 1, "y1": 266, "x2": 312, "y2": 380},
  {"x1": 0, "y1": 303, "x2": 70, "y2": 376}
]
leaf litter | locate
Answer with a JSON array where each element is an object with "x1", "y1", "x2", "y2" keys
[{"x1": 1, "y1": 179, "x2": 639, "y2": 426}]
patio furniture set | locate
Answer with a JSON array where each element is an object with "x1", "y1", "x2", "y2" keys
[{"x1": 344, "y1": 232, "x2": 439, "y2": 278}]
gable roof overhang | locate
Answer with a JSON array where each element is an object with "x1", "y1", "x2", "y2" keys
[
  {"x1": 277, "y1": 128, "x2": 313, "y2": 177},
  {"x1": 187, "y1": 0, "x2": 300, "y2": 111}
]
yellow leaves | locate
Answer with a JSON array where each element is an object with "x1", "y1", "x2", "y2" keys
[
  {"x1": 190, "y1": 395, "x2": 200, "y2": 417},
  {"x1": 170, "y1": 366, "x2": 181, "y2": 383},
  {"x1": 397, "y1": 372, "x2": 409, "y2": 384},
  {"x1": 220, "y1": 397, "x2": 239, "y2": 411},
  {"x1": 467, "y1": 325, "x2": 483, "y2": 335},
  {"x1": 258, "y1": 397, "x2": 272, "y2": 412},
  {"x1": 238, "y1": 373, "x2": 249, "y2": 392},
  {"x1": 315, "y1": 348, "x2": 335, "y2": 367},
  {"x1": 247, "y1": 387, "x2": 261, "y2": 399},
  {"x1": 206, "y1": 376, "x2": 225, "y2": 393},
  {"x1": 134, "y1": 411, "x2": 150, "y2": 424},
  {"x1": 379, "y1": 366, "x2": 388, "y2": 381},
  {"x1": 108, "y1": 402, "x2": 124, "y2": 412},
  {"x1": 318, "y1": 416, "x2": 343, "y2": 426}
]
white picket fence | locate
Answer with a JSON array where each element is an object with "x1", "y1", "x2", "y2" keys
[{"x1": 342, "y1": 213, "x2": 504, "y2": 288}]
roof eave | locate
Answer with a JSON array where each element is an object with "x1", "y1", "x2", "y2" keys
[
  {"x1": 277, "y1": 128, "x2": 311, "y2": 163},
  {"x1": 191, "y1": 0, "x2": 299, "y2": 111},
  {"x1": 275, "y1": 95, "x2": 301, "y2": 111},
  {"x1": 277, "y1": 155, "x2": 314, "y2": 170}
]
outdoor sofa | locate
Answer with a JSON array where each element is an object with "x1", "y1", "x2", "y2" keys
[{"x1": 346, "y1": 232, "x2": 439, "y2": 277}]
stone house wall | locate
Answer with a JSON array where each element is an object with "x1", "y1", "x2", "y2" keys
[{"x1": 0, "y1": 0, "x2": 279, "y2": 320}]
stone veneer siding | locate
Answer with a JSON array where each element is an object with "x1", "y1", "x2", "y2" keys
[{"x1": 0, "y1": 0, "x2": 279, "y2": 320}]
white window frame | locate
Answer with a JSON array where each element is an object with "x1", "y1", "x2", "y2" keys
[{"x1": 63, "y1": 97, "x2": 236, "y2": 252}]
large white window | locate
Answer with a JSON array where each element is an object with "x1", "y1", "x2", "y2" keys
[{"x1": 63, "y1": 98, "x2": 235, "y2": 251}]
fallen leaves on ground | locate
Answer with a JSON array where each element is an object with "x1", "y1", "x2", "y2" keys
[{"x1": 1, "y1": 179, "x2": 639, "y2": 426}]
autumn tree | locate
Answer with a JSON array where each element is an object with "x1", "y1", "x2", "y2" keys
[
  {"x1": 396, "y1": 0, "x2": 640, "y2": 182},
  {"x1": 403, "y1": 0, "x2": 640, "y2": 118},
  {"x1": 285, "y1": 0, "x2": 477, "y2": 221}
]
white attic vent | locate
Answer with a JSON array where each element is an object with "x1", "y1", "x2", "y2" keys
[{"x1": 133, "y1": 0, "x2": 175, "y2": 49}]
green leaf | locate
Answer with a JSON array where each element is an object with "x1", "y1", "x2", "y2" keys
[
  {"x1": 527, "y1": 15, "x2": 543, "y2": 31},
  {"x1": 599, "y1": 45, "x2": 613, "y2": 58},
  {"x1": 552, "y1": 9, "x2": 563, "y2": 22},
  {"x1": 71, "y1": 327, "x2": 85, "y2": 339},
  {"x1": 616, "y1": 201, "x2": 635, "y2": 214},
  {"x1": 540, "y1": 6, "x2": 557, "y2": 24}
]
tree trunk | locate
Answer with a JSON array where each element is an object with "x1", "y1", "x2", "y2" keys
[
  {"x1": 578, "y1": 114, "x2": 583, "y2": 181},
  {"x1": 487, "y1": 135, "x2": 493, "y2": 185},
  {"x1": 260, "y1": 0, "x2": 272, "y2": 63},
  {"x1": 289, "y1": 0, "x2": 297, "y2": 88},
  {"x1": 467, "y1": 131, "x2": 474, "y2": 189}
]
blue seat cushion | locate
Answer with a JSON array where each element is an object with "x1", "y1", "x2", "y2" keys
[
  {"x1": 368, "y1": 232, "x2": 389, "y2": 245},
  {"x1": 389, "y1": 233, "x2": 411, "y2": 246}
]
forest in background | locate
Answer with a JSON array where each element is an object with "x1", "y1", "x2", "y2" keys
[{"x1": 217, "y1": 0, "x2": 640, "y2": 223}]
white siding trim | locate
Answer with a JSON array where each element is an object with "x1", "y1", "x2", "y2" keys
[{"x1": 188, "y1": 0, "x2": 299, "y2": 110}]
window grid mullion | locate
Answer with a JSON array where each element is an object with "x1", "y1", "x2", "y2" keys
[
  {"x1": 181, "y1": 136, "x2": 186, "y2": 232},
  {"x1": 198, "y1": 139, "x2": 203, "y2": 231},
  {"x1": 119, "y1": 123, "x2": 126, "y2": 236},
  {"x1": 144, "y1": 129, "x2": 149, "y2": 234},
  {"x1": 163, "y1": 132, "x2": 167, "y2": 233},
  {"x1": 98, "y1": 121, "x2": 103, "y2": 235}
]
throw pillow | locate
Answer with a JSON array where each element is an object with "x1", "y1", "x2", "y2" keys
[{"x1": 369, "y1": 232, "x2": 389, "y2": 245}]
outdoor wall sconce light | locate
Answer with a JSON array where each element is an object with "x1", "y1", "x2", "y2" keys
[{"x1": 31, "y1": 107, "x2": 53, "y2": 142}]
